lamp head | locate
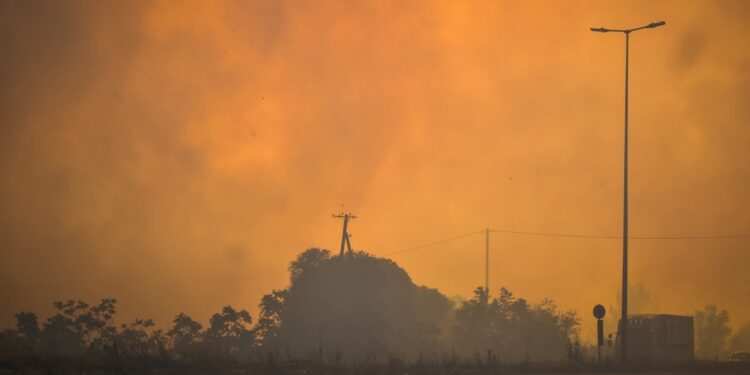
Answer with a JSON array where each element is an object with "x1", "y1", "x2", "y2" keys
[
  {"x1": 647, "y1": 21, "x2": 666, "y2": 28},
  {"x1": 590, "y1": 27, "x2": 609, "y2": 33}
]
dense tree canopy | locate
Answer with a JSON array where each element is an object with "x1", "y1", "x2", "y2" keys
[
  {"x1": 452, "y1": 287, "x2": 581, "y2": 362},
  {"x1": 694, "y1": 304, "x2": 732, "y2": 360},
  {"x1": 0, "y1": 299, "x2": 251, "y2": 363},
  {"x1": 270, "y1": 249, "x2": 452, "y2": 360}
]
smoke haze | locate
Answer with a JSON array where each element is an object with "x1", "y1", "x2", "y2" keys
[{"x1": 2, "y1": 0, "x2": 750, "y2": 341}]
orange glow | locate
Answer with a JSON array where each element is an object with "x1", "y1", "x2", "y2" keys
[{"x1": 1, "y1": 0, "x2": 749, "y2": 342}]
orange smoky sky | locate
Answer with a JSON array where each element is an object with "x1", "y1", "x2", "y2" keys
[{"x1": 1, "y1": 0, "x2": 749, "y2": 341}]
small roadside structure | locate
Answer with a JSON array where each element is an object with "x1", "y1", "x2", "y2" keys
[{"x1": 617, "y1": 314, "x2": 694, "y2": 364}]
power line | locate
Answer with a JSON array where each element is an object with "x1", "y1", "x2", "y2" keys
[
  {"x1": 490, "y1": 229, "x2": 750, "y2": 240},
  {"x1": 382, "y1": 228, "x2": 750, "y2": 257},
  {"x1": 490, "y1": 229, "x2": 619, "y2": 239},
  {"x1": 630, "y1": 234, "x2": 750, "y2": 240},
  {"x1": 384, "y1": 231, "x2": 482, "y2": 256}
]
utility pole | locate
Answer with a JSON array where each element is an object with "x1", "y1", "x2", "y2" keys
[
  {"x1": 332, "y1": 213, "x2": 356, "y2": 257},
  {"x1": 485, "y1": 228, "x2": 490, "y2": 294}
]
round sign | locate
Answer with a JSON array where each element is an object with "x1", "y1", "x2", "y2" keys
[{"x1": 593, "y1": 304, "x2": 606, "y2": 319}]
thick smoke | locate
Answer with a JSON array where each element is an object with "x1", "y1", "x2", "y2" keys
[{"x1": 1, "y1": 1, "x2": 750, "y2": 342}]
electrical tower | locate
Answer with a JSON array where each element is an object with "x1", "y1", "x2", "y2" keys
[{"x1": 332, "y1": 212, "x2": 356, "y2": 257}]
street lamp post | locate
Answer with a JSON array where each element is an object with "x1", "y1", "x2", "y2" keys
[{"x1": 590, "y1": 21, "x2": 665, "y2": 363}]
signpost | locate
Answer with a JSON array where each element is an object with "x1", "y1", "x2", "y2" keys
[{"x1": 593, "y1": 304, "x2": 606, "y2": 366}]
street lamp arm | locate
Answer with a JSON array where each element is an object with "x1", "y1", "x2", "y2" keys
[
  {"x1": 629, "y1": 21, "x2": 666, "y2": 33},
  {"x1": 590, "y1": 21, "x2": 665, "y2": 34},
  {"x1": 590, "y1": 27, "x2": 627, "y2": 33}
]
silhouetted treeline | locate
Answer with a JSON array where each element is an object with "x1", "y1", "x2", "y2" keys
[
  {"x1": 451, "y1": 287, "x2": 583, "y2": 362},
  {"x1": 694, "y1": 304, "x2": 750, "y2": 360},
  {"x1": 0, "y1": 299, "x2": 255, "y2": 365},
  {"x1": 3, "y1": 248, "x2": 750, "y2": 374},
  {"x1": 0, "y1": 248, "x2": 589, "y2": 369}
]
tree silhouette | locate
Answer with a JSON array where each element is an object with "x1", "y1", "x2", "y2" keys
[
  {"x1": 289, "y1": 248, "x2": 331, "y2": 283},
  {"x1": 204, "y1": 306, "x2": 254, "y2": 360},
  {"x1": 77, "y1": 299, "x2": 118, "y2": 351},
  {"x1": 15, "y1": 312, "x2": 40, "y2": 340},
  {"x1": 452, "y1": 286, "x2": 580, "y2": 362},
  {"x1": 34, "y1": 299, "x2": 120, "y2": 354},
  {"x1": 167, "y1": 313, "x2": 203, "y2": 359},
  {"x1": 694, "y1": 304, "x2": 732, "y2": 360},
  {"x1": 254, "y1": 289, "x2": 287, "y2": 349},
  {"x1": 117, "y1": 318, "x2": 164, "y2": 358},
  {"x1": 276, "y1": 249, "x2": 452, "y2": 360},
  {"x1": 452, "y1": 287, "x2": 495, "y2": 355},
  {"x1": 0, "y1": 312, "x2": 41, "y2": 358},
  {"x1": 40, "y1": 313, "x2": 84, "y2": 356}
]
